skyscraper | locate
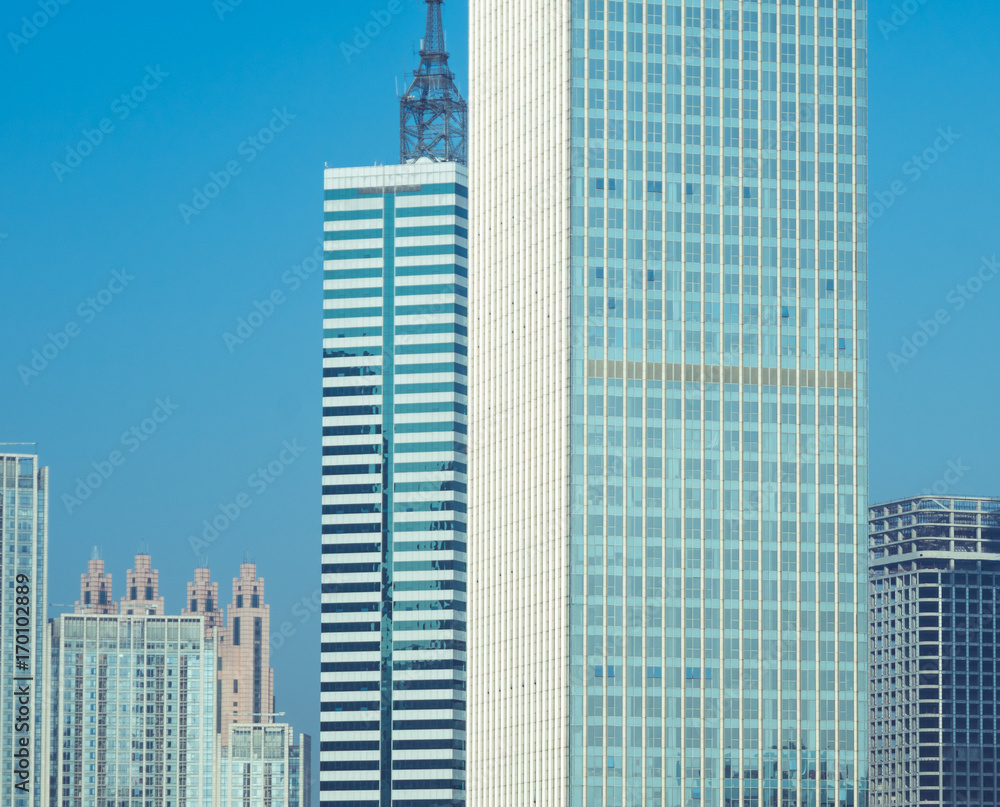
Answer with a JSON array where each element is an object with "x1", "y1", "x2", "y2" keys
[
  {"x1": 43, "y1": 613, "x2": 217, "y2": 807},
  {"x1": 50, "y1": 553, "x2": 307, "y2": 806},
  {"x1": 320, "y1": 162, "x2": 468, "y2": 803},
  {"x1": 868, "y1": 495, "x2": 1000, "y2": 807},
  {"x1": 470, "y1": 3, "x2": 868, "y2": 807},
  {"x1": 320, "y1": 4, "x2": 468, "y2": 804},
  {"x1": 215, "y1": 561, "x2": 275, "y2": 739},
  {"x1": 0, "y1": 451, "x2": 47, "y2": 807}
]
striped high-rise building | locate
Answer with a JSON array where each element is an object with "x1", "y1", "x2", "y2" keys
[
  {"x1": 319, "y1": 3, "x2": 468, "y2": 803},
  {"x1": 470, "y1": 2, "x2": 869, "y2": 807},
  {"x1": 319, "y1": 159, "x2": 469, "y2": 805}
]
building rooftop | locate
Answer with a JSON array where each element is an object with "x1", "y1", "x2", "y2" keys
[{"x1": 869, "y1": 495, "x2": 1000, "y2": 574}]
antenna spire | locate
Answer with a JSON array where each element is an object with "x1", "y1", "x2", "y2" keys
[{"x1": 400, "y1": 0, "x2": 467, "y2": 165}]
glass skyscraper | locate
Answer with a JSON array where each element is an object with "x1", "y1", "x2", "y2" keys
[
  {"x1": 470, "y1": 2, "x2": 868, "y2": 807},
  {"x1": 43, "y1": 614, "x2": 217, "y2": 807},
  {"x1": 0, "y1": 451, "x2": 47, "y2": 807},
  {"x1": 320, "y1": 161, "x2": 468, "y2": 805}
]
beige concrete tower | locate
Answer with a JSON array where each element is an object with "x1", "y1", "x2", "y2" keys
[
  {"x1": 217, "y1": 561, "x2": 275, "y2": 744},
  {"x1": 182, "y1": 566, "x2": 222, "y2": 638},
  {"x1": 75, "y1": 547, "x2": 117, "y2": 614},
  {"x1": 119, "y1": 552, "x2": 165, "y2": 615}
]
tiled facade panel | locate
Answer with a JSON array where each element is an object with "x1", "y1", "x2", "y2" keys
[
  {"x1": 471, "y1": 1, "x2": 869, "y2": 806},
  {"x1": 321, "y1": 162, "x2": 468, "y2": 806}
]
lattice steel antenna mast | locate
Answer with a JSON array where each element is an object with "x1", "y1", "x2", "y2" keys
[{"x1": 400, "y1": 0, "x2": 467, "y2": 165}]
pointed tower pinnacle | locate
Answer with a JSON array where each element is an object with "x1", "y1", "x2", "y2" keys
[{"x1": 400, "y1": 0, "x2": 467, "y2": 165}]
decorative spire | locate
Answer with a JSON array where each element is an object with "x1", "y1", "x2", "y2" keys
[
  {"x1": 400, "y1": 0, "x2": 467, "y2": 165},
  {"x1": 76, "y1": 551, "x2": 117, "y2": 615}
]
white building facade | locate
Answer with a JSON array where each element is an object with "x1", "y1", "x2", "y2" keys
[
  {"x1": 44, "y1": 614, "x2": 216, "y2": 807},
  {"x1": 321, "y1": 160, "x2": 468, "y2": 805},
  {"x1": 470, "y1": 2, "x2": 869, "y2": 807},
  {"x1": 1, "y1": 452, "x2": 48, "y2": 807}
]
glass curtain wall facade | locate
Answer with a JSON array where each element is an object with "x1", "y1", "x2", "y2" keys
[
  {"x1": 289, "y1": 733, "x2": 311, "y2": 807},
  {"x1": 0, "y1": 452, "x2": 48, "y2": 807},
  {"x1": 320, "y1": 161, "x2": 468, "y2": 806},
  {"x1": 44, "y1": 614, "x2": 216, "y2": 807},
  {"x1": 470, "y1": 2, "x2": 869, "y2": 807},
  {"x1": 869, "y1": 496, "x2": 1000, "y2": 807},
  {"x1": 218, "y1": 723, "x2": 311, "y2": 807}
]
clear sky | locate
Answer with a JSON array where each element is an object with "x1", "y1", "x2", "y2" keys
[{"x1": 1, "y1": 0, "x2": 998, "y2": 800}]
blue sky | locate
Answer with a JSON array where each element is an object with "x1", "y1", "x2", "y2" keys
[{"x1": 1, "y1": 0, "x2": 998, "y2": 799}]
